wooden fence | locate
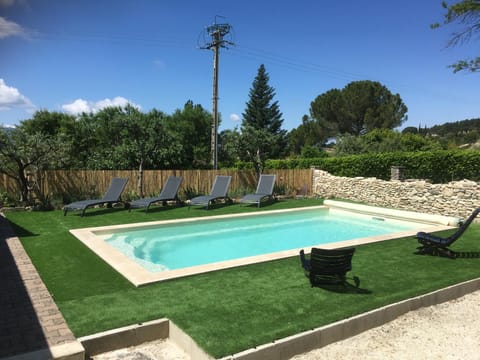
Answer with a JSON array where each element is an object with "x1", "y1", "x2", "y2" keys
[{"x1": 0, "y1": 169, "x2": 313, "y2": 203}]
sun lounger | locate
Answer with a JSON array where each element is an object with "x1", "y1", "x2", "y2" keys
[
  {"x1": 239, "y1": 174, "x2": 276, "y2": 208},
  {"x1": 416, "y1": 208, "x2": 480, "y2": 259},
  {"x1": 129, "y1": 176, "x2": 183, "y2": 212},
  {"x1": 63, "y1": 177, "x2": 128, "y2": 216},
  {"x1": 189, "y1": 175, "x2": 232, "y2": 209}
]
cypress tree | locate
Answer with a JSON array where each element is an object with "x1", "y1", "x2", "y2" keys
[{"x1": 241, "y1": 64, "x2": 287, "y2": 160}]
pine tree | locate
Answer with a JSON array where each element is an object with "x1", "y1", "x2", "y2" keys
[
  {"x1": 242, "y1": 64, "x2": 284, "y2": 135},
  {"x1": 239, "y1": 64, "x2": 287, "y2": 175}
]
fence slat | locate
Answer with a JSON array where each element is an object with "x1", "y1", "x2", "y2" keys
[{"x1": 0, "y1": 169, "x2": 313, "y2": 203}]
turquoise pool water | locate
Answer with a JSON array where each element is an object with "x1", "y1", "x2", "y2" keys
[{"x1": 103, "y1": 208, "x2": 421, "y2": 273}]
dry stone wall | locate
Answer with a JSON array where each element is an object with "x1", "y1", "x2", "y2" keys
[{"x1": 313, "y1": 169, "x2": 480, "y2": 221}]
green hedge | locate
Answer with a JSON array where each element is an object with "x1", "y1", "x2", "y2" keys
[{"x1": 236, "y1": 150, "x2": 480, "y2": 183}]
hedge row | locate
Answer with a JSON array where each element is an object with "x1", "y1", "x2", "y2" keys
[{"x1": 236, "y1": 150, "x2": 480, "y2": 183}]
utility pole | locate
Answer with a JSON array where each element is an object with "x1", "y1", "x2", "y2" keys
[{"x1": 201, "y1": 18, "x2": 233, "y2": 169}]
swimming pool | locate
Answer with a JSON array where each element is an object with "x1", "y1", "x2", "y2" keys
[
  {"x1": 70, "y1": 202, "x2": 457, "y2": 286},
  {"x1": 104, "y1": 208, "x2": 416, "y2": 272}
]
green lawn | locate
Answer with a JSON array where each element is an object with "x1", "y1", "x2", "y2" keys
[{"x1": 4, "y1": 199, "x2": 480, "y2": 358}]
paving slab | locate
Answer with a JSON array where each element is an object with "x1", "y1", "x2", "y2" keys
[{"x1": 0, "y1": 212, "x2": 82, "y2": 359}]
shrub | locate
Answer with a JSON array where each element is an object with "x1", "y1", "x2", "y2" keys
[
  {"x1": 0, "y1": 191, "x2": 16, "y2": 208},
  {"x1": 241, "y1": 150, "x2": 480, "y2": 183}
]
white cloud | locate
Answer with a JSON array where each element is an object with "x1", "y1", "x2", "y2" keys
[
  {"x1": 0, "y1": 16, "x2": 26, "y2": 39},
  {"x1": 62, "y1": 96, "x2": 140, "y2": 115},
  {"x1": 230, "y1": 113, "x2": 241, "y2": 122},
  {"x1": 0, "y1": 79, "x2": 34, "y2": 110},
  {"x1": 95, "y1": 96, "x2": 137, "y2": 110},
  {"x1": 62, "y1": 99, "x2": 90, "y2": 114},
  {"x1": 1, "y1": 123, "x2": 17, "y2": 128}
]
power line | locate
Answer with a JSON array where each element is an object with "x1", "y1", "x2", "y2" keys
[{"x1": 227, "y1": 45, "x2": 369, "y2": 82}]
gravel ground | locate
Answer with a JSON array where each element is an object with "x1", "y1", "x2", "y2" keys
[
  {"x1": 91, "y1": 339, "x2": 189, "y2": 360},
  {"x1": 291, "y1": 289, "x2": 480, "y2": 360}
]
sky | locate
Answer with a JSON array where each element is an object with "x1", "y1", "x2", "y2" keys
[{"x1": 0, "y1": 0, "x2": 478, "y2": 132}]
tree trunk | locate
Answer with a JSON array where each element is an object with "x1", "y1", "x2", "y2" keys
[
  {"x1": 17, "y1": 165, "x2": 29, "y2": 205},
  {"x1": 254, "y1": 148, "x2": 263, "y2": 178},
  {"x1": 137, "y1": 159, "x2": 144, "y2": 198}
]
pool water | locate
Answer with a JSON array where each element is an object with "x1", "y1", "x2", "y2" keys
[{"x1": 103, "y1": 208, "x2": 420, "y2": 273}]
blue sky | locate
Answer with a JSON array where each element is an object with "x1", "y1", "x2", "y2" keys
[{"x1": 0, "y1": 0, "x2": 478, "y2": 131}]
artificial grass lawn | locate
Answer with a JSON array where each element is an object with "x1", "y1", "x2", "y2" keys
[{"x1": 5, "y1": 199, "x2": 480, "y2": 358}]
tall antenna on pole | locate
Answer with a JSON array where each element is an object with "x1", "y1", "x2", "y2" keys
[{"x1": 200, "y1": 16, "x2": 234, "y2": 170}]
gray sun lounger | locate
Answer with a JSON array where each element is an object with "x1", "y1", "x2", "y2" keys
[
  {"x1": 63, "y1": 177, "x2": 128, "y2": 216},
  {"x1": 189, "y1": 175, "x2": 232, "y2": 209},
  {"x1": 129, "y1": 176, "x2": 183, "y2": 212},
  {"x1": 239, "y1": 174, "x2": 276, "y2": 208}
]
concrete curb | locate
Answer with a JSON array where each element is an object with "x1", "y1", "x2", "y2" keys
[
  {"x1": 79, "y1": 319, "x2": 169, "y2": 358},
  {"x1": 78, "y1": 318, "x2": 213, "y2": 360},
  {"x1": 218, "y1": 278, "x2": 480, "y2": 359}
]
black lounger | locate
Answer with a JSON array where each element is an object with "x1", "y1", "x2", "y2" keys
[{"x1": 416, "y1": 208, "x2": 480, "y2": 258}]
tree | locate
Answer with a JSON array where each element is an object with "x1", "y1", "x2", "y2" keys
[
  {"x1": 238, "y1": 125, "x2": 277, "y2": 176},
  {"x1": 239, "y1": 64, "x2": 287, "y2": 175},
  {"x1": 287, "y1": 115, "x2": 326, "y2": 156},
  {"x1": 432, "y1": 0, "x2": 480, "y2": 72},
  {"x1": 75, "y1": 105, "x2": 181, "y2": 194},
  {"x1": 21, "y1": 110, "x2": 76, "y2": 137},
  {"x1": 300, "y1": 145, "x2": 327, "y2": 159},
  {"x1": 218, "y1": 128, "x2": 240, "y2": 167},
  {"x1": 402, "y1": 126, "x2": 419, "y2": 134},
  {"x1": 0, "y1": 127, "x2": 69, "y2": 207},
  {"x1": 334, "y1": 129, "x2": 444, "y2": 156},
  {"x1": 78, "y1": 106, "x2": 130, "y2": 169},
  {"x1": 21, "y1": 110, "x2": 79, "y2": 169},
  {"x1": 166, "y1": 101, "x2": 212, "y2": 169},
  {"x1": 309, "y1": 89, "x2": 345, "y2": 138},
  {"x1": 309, "y1": 80, "x2": 408, "y2": 136},
  {"x1": 115, "y1": 107, "x2": 180, "y2": 197}
]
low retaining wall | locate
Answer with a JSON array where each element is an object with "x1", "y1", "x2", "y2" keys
[
  {"x1": 77, "y1": 279, "x2": 480, "y2": 360},
  {"x1": 219, "y1": 278, "x2": 480, "y2": 360},
  {"x1": 313, "y1": 169, "x2": 480, "y2": 220},
  {"x1": 79, "y1": 318, "x2": 213, "y2": 360}
]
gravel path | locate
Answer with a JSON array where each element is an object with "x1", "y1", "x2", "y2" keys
[
  {"x1": 291, "y1": 290, "x2": 480, "y2": 360},
  {"x1": 91, "y1": 339, "x2": 189, "y2": 360}
]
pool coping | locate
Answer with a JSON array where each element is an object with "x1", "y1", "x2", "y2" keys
[{"x1": 70, "y1": 203, "x2": 458, "y2": 287}]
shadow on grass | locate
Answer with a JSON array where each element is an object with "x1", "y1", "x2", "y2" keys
[
  {"x1": 454, "y1": 251, "x2": 480, "y2": 259},
  {"x1": 313, "y1": 282, "x2": 372, "y2": 294},
  {"x1": 238, "y1": 199, "x2": 278, "y2": 209},
  {"x1": 7, "y1": 221, "x2": 38, "y2": 237},
  {"x1": 129, "y1": 204, "x2": 184, "y2": 214},
  {"x1": 414, "y1": 249, "x2": 480, "y2": 259},
  {"x1": 74, "y1": 207, "x2": 128, "y2": 217},
  {"x1": 188, "y1": 201, "x2": 235, "y2": 211}
]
